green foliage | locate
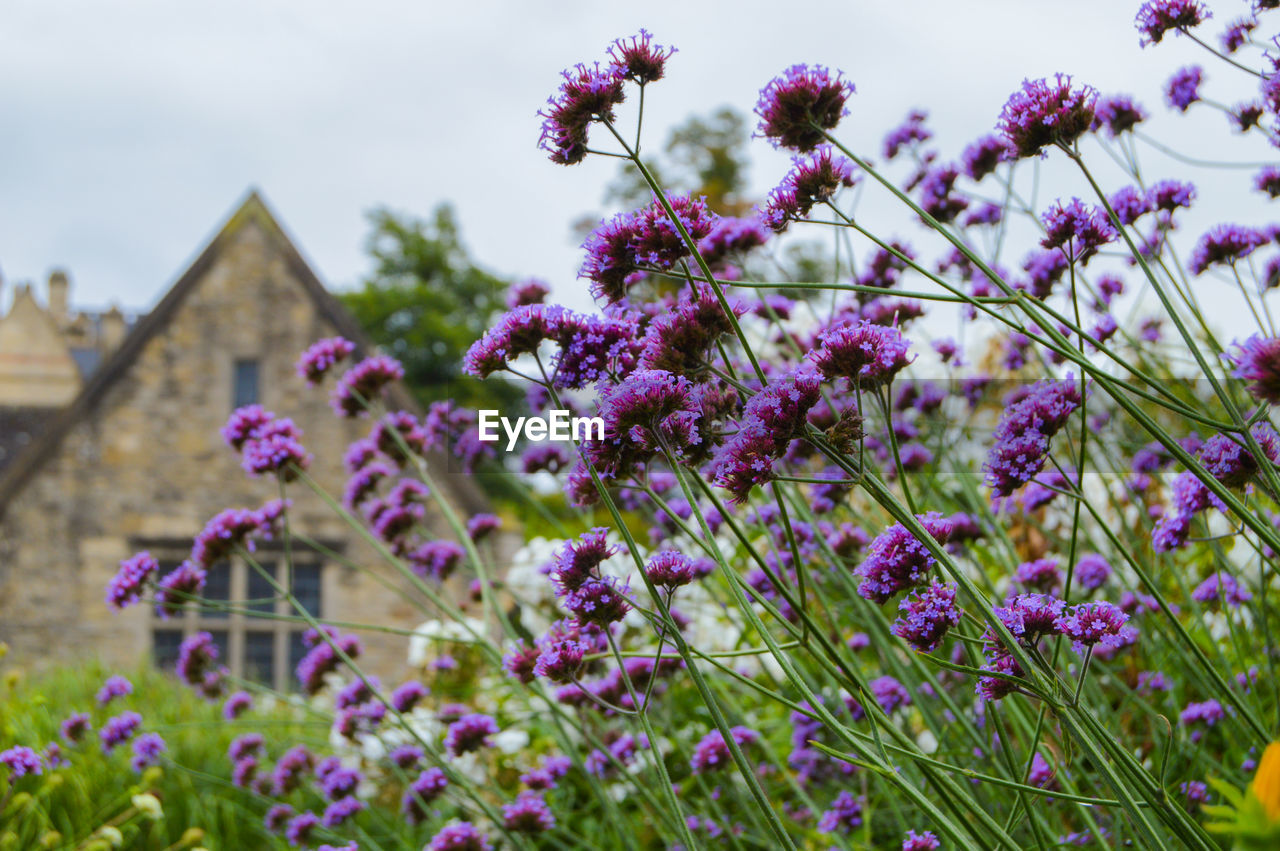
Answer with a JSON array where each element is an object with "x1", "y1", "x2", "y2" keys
[
  {"x1": 339, "y1": 205, "x2": 522, "y2": 412},
  {"x1": 0, "y1": 657, "x2": 314, "y2": 850}
]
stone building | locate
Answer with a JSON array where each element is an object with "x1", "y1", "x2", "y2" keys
[{"x1": 0, "y1": 191, "x2": 488, "y2": 687}]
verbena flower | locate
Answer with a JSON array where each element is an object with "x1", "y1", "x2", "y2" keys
[
  {"x1": 332, "y1": 354, "x2": 405, "y2": 417},
  {"x1": 538, "y1": 62, "x2": 625, "y2": 166},
  {"x1": 1040, "y1": 198, "x2": 1117, "y2": 263},
  {"x1": 998, "y1": 75, "x2": 1099, "y2": 158},
  {"x1": 1227, "y1": 335, "x2": 1280, "y2": 404},
  {"x1": 712, "y1": 369, "x2": 822, "y2": 502},
  {"x1": 507, "y1": 278, "x2": 549, "y2": 307},
  {"x1": 321, "y1": 797, "x2": 365, "y2": 828},
  {"x1": 690, "y1": 726, "x2": 758, "y2": 773},
  {"x1": 1136, "y1": 0, "x2": 1211, "y2": 46},
  {"x1": 818, "y1": 790, "x2": 865, "y2": 833},
  {"x1": 891, "y1": 579, "x2": 961, "y2": 652},
  {"x1": 99, "y1": 712, "x2": 142, "y2": 753},
  {"x1": 403, "y1": 767, "x2": 449, "y2": 825},
  {"x1": 0, "y1": 746, "x2": 42, "y2": 778},
  {"x1": 645, "y1": 550, "x2": 697, "y2": 590},
  {"x1": 961, "y1": 134, "x2": 1013, "y2": 181},
  {"x1": 1191, "y1": 571, "x2": 1252, "y2": 606},
  {"x1": 563, "y1": 576, "x2": 631, "y2": 627},
  {"x1": 761, "y1": 146, "x2": 859, "y2": 230},
  {"x1": 902, "y1": 830, "x2": 941, "y2": 850},
  {"x1": 130, "y1": 732, "x2": 166, "y2": 773},
  {"x1": 1055, "y1": 601, "x2": 1129, "y2": 652},
  {"x1": 918, "y1": 164, "x2": 969, "y2": 224},
  {"x1": 697, "y1": 216, "x2": 770, "y2": 266},
  {"x1": 96, "y1": 675, "x2": 132, "y2": 706},
  {"x1": 870, "y1": 675, "x2": 913, "y2": 714},
  {"x1": 580, "y1": 196, "x2": 717, "y2": 303},
  {"x1": 462, "y1": 304, "x2": 566, "y2": 379},
  {"x1": 1092, "y1": 94, "x2": 1149, "y2": 137},
  {"x1": 637, "y1": 286, "x2": 738, "y2": 375},
  {"x1": 855, "y1": 513, "x2": 954, "y2": 604},
  {"x1": 427, "y1": 822, "x2": 492, "y2": 851},
  {"x1": 61, "y1": 712, "x2": 91, "y2": 744},
  {"x1": 809, "y1": 321, "x2": 913, "y2": 386},
  {"x1": 1015, "y1": 557, "x2": 1063, "y2": 593},
  {"x1": 1074, "y1": 553, "x2": 1113, "y2": 590},
  {"x1": 1109, "y1": 185, "x2": 1153, "y2": 225},
  {"x1": 1255, "y1": 166, "x2": 1280, "y2": 198},
  {"x1": 1148, "y1": 178, "x2": 1196, "y2": 212},
  {"x1": 1190, "y1": 224, "x2": 1269, "y2": 274},
  {"x1": 755, "y1": 64, "x2": 855, "y2": 152},
  {"x1": 106, "y1": 551, "x2": 158, "y2": 610},
  {"x1": 154, "y1": 561, "x2": 206, "y2": 619},
  {"x1": 502, "y1": 791, "x2": 556, "y2": 833},
  {"x1": 285, "y1": 812, "x2": 320, "y2": 847},
  {"x1": 1179, "y1": 698, "x2": 1225, "y2": 743},
  {"x1": 883, "y1": 110, "x2": 931, "y2": 159},
  {"x1": 983, "y1": 379, "x2": 1082, "y2": 497},
  {"x1": 606, "y1": 29, "x2": 675, "y2": 85},
  {"x1": 297, "y1": 337, "x2": 356, "y2": 384},
  {"x1": 445, "y1": 713, "x2": 499, "y2": 756},
  {"x1": 1166, "y1": 66, "x2": 1204, "y2": 111},
  {"x1": 1222, "y1": 18, "x2": 1257, "y2": 53}
]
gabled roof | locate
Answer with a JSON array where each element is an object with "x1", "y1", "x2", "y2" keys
[{"x1": 0, "y1": 189, "x2": 488, "y2": 516}]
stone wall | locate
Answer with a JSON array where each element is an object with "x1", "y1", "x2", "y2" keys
[{"x1": 0, "y1": 211, "x2": 474, "y2": 686}]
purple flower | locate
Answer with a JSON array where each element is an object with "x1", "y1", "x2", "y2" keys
[
  {"x1": 818, "y1": 790, "x2": 865, "y2": 833},
  {"x1": 466, "y1": 513, "x2": 502, "y2": 542},
  {"x1": 297, "y1": 337, "x2": 356, "y2": 384},
  {"x1": 761, "y1": 145, "x2": 858, "y2": 230},
  {"x1": 538, "y1": 62, "x2": 625, "y2": 165},
  {"x1": 533, "y1": 629, "x2": 587, "y2": 684},
  {"x1": 870, "y1": 675, "x2": 912, "y2": 714},
  {"x1": 903, "y1": 830, "x2": 941, "y2": 851},
  {"x1": 607, "y1": 29, "x2": 675, "y2": 85},
  {"x1": 994, "y1": 594, "x2": 1066, "y2": 644},
  {"x1": 998, "y1": 74, "x2": 1099, "y2": 158},
  {"x1": 809, "y1": 321, "x2": 913, "y2": 386},
  {"x1": 502, "y1": 791, "x2": 556, "y2": 833},
  {"x1": 1166, "y1": 66, "x2": 1204, "y2": 112},
  {"x1": 321, "y1": 796, "x2": 365, "y2": 828},
  {"x1": 690, "y1": 726, "x2": 758, "y2": 774},
  {"x1": 507, "y1": 278, "x2": 549, "y2": 308},
  {"x1": 228, "y1": 733, "x2": 264, "y2": 763},
  {"x1": 1149, "y1": 179, "x2": 1196, "y2": 212},
  {"x1": 445, "y1": 713, "x2": 499, "y2": 756},
  {"x1": 130, "y1": 732, "x2": 166, "y2": 773},
  {"x1": 587, "y1": 369, "x2": 703, "y2": 477},
  {"x1": 884, "y1": 110, "x2": 932, "y2": 159},
  {"x1": 1029, "y1": 752, "x2": 1057, "y2": 790},
  {"x1": 1181, "y1": 780, "x2": 1210, "y2": 806},
  {"x1": 697, "y1": 216, "x2": 770, "y2": 266},
  {"x1": 918, "y1": 164, "x2": 969, "y2": 224},
  {"x1": 1074, "y1": 553, "x2": 1112, "y2": 590},
  {"x1": 106, "y1": 552, "x2": 158, "y2": 610},
  {"x1": 961, "y1": 134, "x2": 1013, "y2": 181},
  {"x1": 1180, "y1": 699, "x2": 1225, "y2": 742},
  {"x1": 223, "y1": 691, "x2": 253, "y2": 720},
  {"x1": 1040, "y1": 198, "x2": 1117, "y2": 263},
  {"x1": 983, "y1": 379, "x2": 1082, "y2": 497},
  {"x1": 1191, "y1": 571, "x2": 1252, "y2": 607},
  {"x1": 551, "y1": 528, "x2": 617, "y2": 592},
  {"x1": 61, "y1": 712, "x2": 90, "y2": 744},
  {"x1": 408, "y1": 540, "x2": 466, "y2": 582},
  {"x1": 0, "y1": 746, "x2": 42, "y2": 779},
  {"x1": 712, "y1": 369, "x2": 821, "y2": 502},
  {"x1": 462, "y1": 303, "x2": 565, "y2": 379},
  {"x1": 96, "y1": 675, "x2": 132, "y2": 706},
  {"x1": 636, "y1": 286, "x2": 737, "y2": 375},
  {"x1": 1222, "y1": 18, "x2": 1257, "y2": 53},
  {"x1": 1055, "y1": 601, "x2": 1129, "y2": 652},
  {"x1": 645, "y1": 550, "x2": 696, "y2": 590},
  {"x1": 285, "y1": 812, "x2": 320, "y2": 847},
  {"x1": 175, "y1": 631, "x2": 220, "y2": 686},
  {"x1": 1136, "y1": 0, "x2": 1211, "y2": 46},
  {"x1": 1109, "y1": 186, "x2": 1152, "y2": 226},
  {"x1": 891, "y1": 579, "x2": 961, "y2": 652},
  {"x1": 403, "y1": 767, "x2": 449, "y2": 824},
  {"x1": 99, "y1": 711, "x2": 142, "y2": 753},
  {"x1": 563, "y1": 576, "x2": 631, "y2": 627},
  {"x1": 755, "y1": 64, "x2": 855, "y2": 152},
  {"x1": 1227, "y1": 335, "x2": 1280, "y2": 405},
  {"x1": 1256, "y1": 166, "x2": 1280, "y2": 199},
  {"x1": 1189, "y1": 224, "x2": 1269, "y2": 274},
  {"x1": 1092, "y1": 94, "x2": 1148, "y2": 137},
  {"x1": 855, "y1": 513, "x2": 954, "y2": 604},
  {"x1": 427, "y1": 823, "x2": 492, "y2": 851},
  {"x1": 1015, "y1": 558, "x2": 1062, "y2": 593},
  {"x1": 331, "y1": 354, "x2": 404, "y2": 417},
  {"x1": 579, "y1": 196, "x2": 717, "y2": 303},
  {"x1": 154, "y1": 560, "x2": 206, "y2": 619}
]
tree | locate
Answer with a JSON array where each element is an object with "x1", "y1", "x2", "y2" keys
[{"x1": 340, "y1": 205, "x2": 522, "y2": 412}]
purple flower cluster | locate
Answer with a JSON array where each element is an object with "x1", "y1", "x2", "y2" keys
[
  {"x1": 998, "y1": 75, "x2": 1099, "y2": 158},
  {"x1": 761, "y1": 146, "x2": 859, "y2": 230},
  {"x1": 755, "y1": 64, "x2": 855, "y2": 152},
  {"x1": 297, "y1": 336, "x2": 356, "y2": 384},
  {"x1": 1136, "y1": 0, "x2": 1211, "y2": 46},
  {"x1": 891, "y1": 579, "x2": 962, "y2": 652},
  {"x1": 983, "y1": 379, "x2": 1082, "y2": 497},
  {"x1": 690, "y1": 726, "x2": 759, "y2": 774},
  {"x1": 1227, "y1": 335, "x2": 1280, "y2": 404},
  {"x1": 855, "y1": 513, "x2": 954, "y2": 604},
  {"x1": 1040, "y1": 198, "x2": 1117, "y2": 264},
  {"x1": 331, "y1": 354, "x2": 404, "y2": 417},
  {"x1": 712, "y1": 369, "x2": 822, "y2": 502},
  {"x1": 579, "y1": 195, "x2": 717, "y2": 303},
  {"x1": 222, "y1": 405, "x2": 311, "y2": 479},
  {"x1": 105, "y1": 551, "x2": 158, "y2": 610}
]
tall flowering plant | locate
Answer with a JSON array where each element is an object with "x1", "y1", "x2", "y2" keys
[{"x1": 68, "y1": 6, "x2": 1280, "y2": 849}]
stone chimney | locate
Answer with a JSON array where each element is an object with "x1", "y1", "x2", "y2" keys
[
  {"x1": 100, "y1": 305, "x2": 126, "y2": 351},
  {"x1": 48, "y1": 269, "x2": 69, "y2": 323}
]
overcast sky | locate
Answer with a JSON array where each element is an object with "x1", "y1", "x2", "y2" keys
[{"x1": 1, "y1": 1, "x2": 1275, "y2": 338}]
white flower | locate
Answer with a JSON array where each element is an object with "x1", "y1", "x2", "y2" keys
[{"x1": 493, "y1": 729, "x2": 530, "y2": 754}]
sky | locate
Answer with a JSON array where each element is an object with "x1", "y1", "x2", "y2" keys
[{"x1": 1, "y1": 0, "x2": 1276, "y2": 338}]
